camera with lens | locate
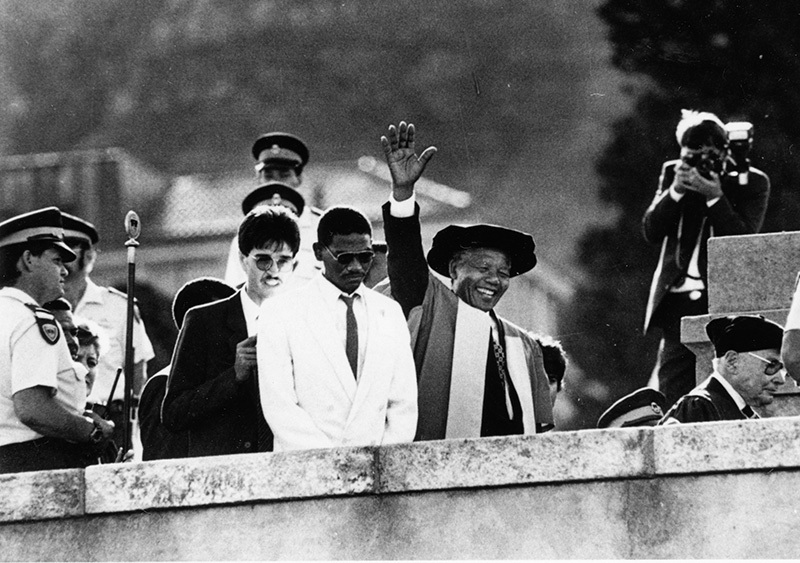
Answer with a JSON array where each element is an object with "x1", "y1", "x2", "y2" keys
[
  {"x1": 724, "y1": 121, "x2": 754, "y2": 184},
  {"x1": 681, "y1": 150, "x2": 724, "y2": 180}
]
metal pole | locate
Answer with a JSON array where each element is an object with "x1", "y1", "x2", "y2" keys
[{"x1": 122, "y1": 211, "x2": 140, "y2": 455}]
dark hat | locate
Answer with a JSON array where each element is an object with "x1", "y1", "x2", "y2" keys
[
  {"x1": 241, "y1": 182, "x2": 306, "y2": 217},
  {"x1": 597, "y1": 387, "x2": 667, "y2": 429},
  {"x1": 706, "y1": 314, "x2": 784, "y2": 357},
  {"x1": 172, "y1": 277, "x2": 236, "y2": 330},
  {"x1": 61, "y1": 212, "x2": 99, "y2": 245},
  {"x1": 427, "y1": 224, "x2": 536, "y2": 278},
  {"x1": 0, "y1": 207, "x2": 76, "y2": 261},
  {"x1": 251, "y1": 132, "x2": 309, "y2": 170}
]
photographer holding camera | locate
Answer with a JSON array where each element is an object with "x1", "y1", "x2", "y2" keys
[{"x1": 643, "y1": 110, "x2": 770, "y2": 407}]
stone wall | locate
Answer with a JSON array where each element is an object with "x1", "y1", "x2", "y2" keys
[{"x1": 4, "y1": 417, "x2": 800, "y2": 560}]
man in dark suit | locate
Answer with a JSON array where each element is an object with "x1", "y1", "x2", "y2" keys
[
  {"x1": 140, "y1": 277, "x2": 235, "y2": 461},
  {"x1": 162, "y1": 206, "x2": 300, "y2": 457},
  {"x1": 643, "y1": 110, "x2": 770, "y2": 407},
  {"x1": 659, "y1": 315, "x2": 785, "y2": 424}
]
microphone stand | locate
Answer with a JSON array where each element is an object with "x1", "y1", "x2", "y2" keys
[{"x1": 122, "y1": 211, "x2": 141, "y2": 456}]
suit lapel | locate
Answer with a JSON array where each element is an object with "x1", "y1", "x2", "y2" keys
[
  {"x1": 302, "y1": 281, "x2": 358, "y2": 398},
  {"x1": 227, "y1": 290, "x2": 248, "y2": 351}
]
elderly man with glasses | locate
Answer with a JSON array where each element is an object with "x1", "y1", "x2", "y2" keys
[
  {"x1": 162, "y1": 205, "x2": 301, "y2": 457},
  {"x1": 659, "y1": 315, "x2": 786, "y2": 424}
]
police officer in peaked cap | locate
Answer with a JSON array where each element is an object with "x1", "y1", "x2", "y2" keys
[{"x1": 0, "y1": 207, "x2": 114, "y2": 473}]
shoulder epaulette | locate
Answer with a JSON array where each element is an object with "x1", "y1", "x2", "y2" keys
[
  {"x1": 106, "y1": 286, "x2": 142, "y2": 321},
  {"x1": 23, "y1": 303, "x2": 60, "y2": 345}
]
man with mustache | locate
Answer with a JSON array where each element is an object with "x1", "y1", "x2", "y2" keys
[{"x1": 162, "y1": 205, "x2": 300, "y2": 456}]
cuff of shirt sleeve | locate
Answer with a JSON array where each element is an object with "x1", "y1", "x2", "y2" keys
[
  {"x1": 706, "y1": 196, "x2": 722, "y2": 208},
  {"x1": 389, "y1": 193, "x2": 416, "y2": 218}
]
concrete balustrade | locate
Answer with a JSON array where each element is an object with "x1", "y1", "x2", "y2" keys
[{"x1": 3, "y1": 418, "x2": 800, "y2": 559}]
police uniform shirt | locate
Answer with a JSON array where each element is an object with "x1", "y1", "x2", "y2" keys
[
  {"x1": 0, "y1": 287, "x2": 86, "y2": 446},
  {"x1": 76, "y1": 279, "x2": 155, "y2": 404}
]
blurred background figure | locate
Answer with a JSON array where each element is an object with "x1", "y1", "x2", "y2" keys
[
  {"x1": 75, "y1": 319, "x2": 107, "y2": 397},
  {"x1": 139, "y1": 276, "x2": 235, "y2": 461},
  {"x1": 224, "y1": 132, "x2": 321, "y2": 289},
  {"x1": 533, "y1": 334, "x2": 568, "y2": 409},
  {"x1": 596, "y1": 387, "x2": 666, "y2": 429},
  {"x1": 364, "y1": 240, "x2": 388, "y2": 289},
  {"x1": 642, "y1": 110, "x2": 770, "y2": 408}
]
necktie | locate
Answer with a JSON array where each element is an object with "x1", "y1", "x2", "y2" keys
[
  {"x1": 341, "y1": 295, "x2": 358, "y2": 378},
  {"x1": 490, "y1": 329, "x2": 514, "y2": 419},
  {"x1": 742, "y1": 405, "x2": 759, "y2": 419}
]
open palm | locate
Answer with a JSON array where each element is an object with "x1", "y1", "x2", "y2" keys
[{"x1": 380, "y1": 121, "x2": 437, "y2": 191}]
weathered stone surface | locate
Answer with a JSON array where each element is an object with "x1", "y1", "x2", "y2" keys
[
  {"x1": 85, "y1": 447, "x2": 375, "y2": 513},
  {"x1": 0, "y1": 469, "x2": 84, "y2": 523},
  {"x1": 707, "y1": 232, "x2": 800, "y2": 314},
  {"x1": 376, "y1": 429, "x2": 652, "y2": 493},
  {"x1": 653, "y1": 417, "x2": 800, "y2": 475}
]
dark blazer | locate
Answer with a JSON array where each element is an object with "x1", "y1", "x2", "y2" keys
[
  {"x1": 161, "y1": 291, "x2": 271, "y2": 457},
  {"x1": 658, "y1": 376, "x2": 747, "y2": 424},
  {"x1": 140, "y1": 371, "x2": 189, "y2": 461},
  {"x1": 642, "y1": 161, "x2": 769, "y2": 333}
]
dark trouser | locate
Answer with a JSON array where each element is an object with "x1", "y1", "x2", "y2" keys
[
  {"x1": 0, "y1": 437, "x2": 92, "y2": 474},
  {"x1": 652, "y1": 291, "x2": 708, "y2": 409}
]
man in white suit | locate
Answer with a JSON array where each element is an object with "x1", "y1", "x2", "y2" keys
[{"x1": 256, "y1": 206, "x2": 418, "y2": 451}]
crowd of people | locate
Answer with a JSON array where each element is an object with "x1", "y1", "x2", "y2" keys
[{"x1": 0, "y1": 113, "x2": 796, "y2": 473}]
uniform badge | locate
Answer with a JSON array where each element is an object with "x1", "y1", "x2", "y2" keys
[
  {"x1": 270, "y1": 144, "x2": 281, "y2": 154},
  {"x1": 24, "y1": 303, "x2": 60, "y2": 345}
]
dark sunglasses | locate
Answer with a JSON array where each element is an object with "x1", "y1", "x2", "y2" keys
[{"x1": 324, "y1": 245, "x2": 374, "y2": 266}]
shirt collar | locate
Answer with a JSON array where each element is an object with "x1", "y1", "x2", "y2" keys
[
  {"x1": 316, "y1": 272, "x2": 364, "y2": 303},
  {"x1": 711, "y1": 372, "x2": 748, "y2": 411},
  {"x1": 240, "y1": 287, "x2": 261, "y2": 317}
]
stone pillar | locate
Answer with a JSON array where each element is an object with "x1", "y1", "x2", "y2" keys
[{"x1": 680, "y1": 231, "x2": 800, "y2": 416}]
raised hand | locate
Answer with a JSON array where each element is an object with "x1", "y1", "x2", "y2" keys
[{"x1": 380, "y1": 121, "x2": 437, "y2": 201}]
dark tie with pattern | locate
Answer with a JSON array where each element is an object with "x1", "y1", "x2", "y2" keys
[
  {"x1": 490, "y1": 329, "x2": 514, "y2": 419},
  {"x1": 341, "y1": 295, "x2": 358, "y2": 378}
]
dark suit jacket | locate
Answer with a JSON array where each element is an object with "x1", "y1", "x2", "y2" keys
[
  {"x1": 642, "y1": 161, "x2": 769, "y2": 333},
  {"x1": 161, "y1": 291, "x2": 272, "y2": 457},
  {"x1": 140, "y1": 371, "x2": 189, "y2": 461},
  {"x1": 658, "y1": 375, "x2": 747, "y2": 424}
]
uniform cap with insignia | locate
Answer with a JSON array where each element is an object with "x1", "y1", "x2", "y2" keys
[
  {"x1": 706, "y1": 314, "x2": 784, "y2": 357},
  {"x1": 597, "y1": 387, "x2": 667, "y2": 429},
  {"x1": 61, "y1": 212, "x2": 99, "y2": 246},
  {"x1": 0, "y1": 207, "x2": 76, "y2": 261},
  {"x1": 241, "y1": 181, "x2": 306, "y2": 217},
  {"x1": 251, "y1": 132, "x2": 309, "y2": 171}
]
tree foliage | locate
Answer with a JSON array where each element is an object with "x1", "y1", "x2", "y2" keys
[{"x1": 559, "y1": 0, "x2": 800, "y2": 428}]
